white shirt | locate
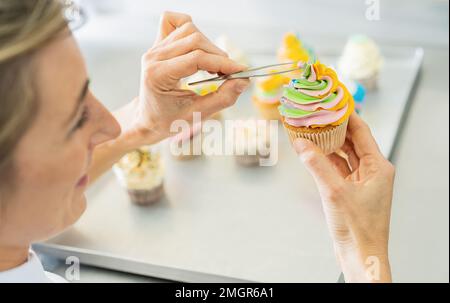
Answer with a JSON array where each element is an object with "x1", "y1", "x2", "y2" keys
[{"x1": 0, "y1": 250, "x2": 67, "y2": 283}]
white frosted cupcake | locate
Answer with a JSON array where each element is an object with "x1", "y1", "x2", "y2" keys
[
  {"x1": 338, "y1": 35, "x2": 383, "y2": 91},
  {"x1": 114, "y1": 145, "x2": 164, "y2": 205}
]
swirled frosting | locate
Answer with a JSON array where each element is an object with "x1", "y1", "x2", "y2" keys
[{"x1": 278, "y1": 61, "x2": 354, "y2": 128}]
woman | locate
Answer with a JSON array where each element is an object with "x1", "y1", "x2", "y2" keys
[{"x1": 0, "y1": 0, "x2": 394, "y2": 283}]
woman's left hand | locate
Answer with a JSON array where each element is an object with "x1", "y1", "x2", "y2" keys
[{"x1": 116, "y1": 11, "x2": 250, "y2": 147}]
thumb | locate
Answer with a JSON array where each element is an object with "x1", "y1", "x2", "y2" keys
[
  {"x1": 190, "y1": 79, "x2": 250, "y2": 117},
  {"x1": 293, "y1": 138, "x2": 343, "y2": 189}
]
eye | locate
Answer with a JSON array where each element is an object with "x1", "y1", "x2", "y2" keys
[{"x1": 73, "y1": 106, "x2": 89, "y2": 131}]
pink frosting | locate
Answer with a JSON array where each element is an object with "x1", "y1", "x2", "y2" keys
[
  {"x1": 281, "y1": 86, "x2": 344, "y2": 111},
  {"x1": 285, "y1": 103, "x2": 349, "y2": 127}
]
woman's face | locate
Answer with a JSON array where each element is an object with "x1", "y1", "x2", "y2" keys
[{"x1": 0, "y1": 33, "x2": 120, "y2": 247}]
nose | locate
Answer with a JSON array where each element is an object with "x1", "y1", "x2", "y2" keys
[{"x1": 89, "y1": 96, "x2": 121, "y2": 148}]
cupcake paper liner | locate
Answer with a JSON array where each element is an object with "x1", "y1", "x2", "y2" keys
[
  {"x1": 235, "y1": 154, "x2": 261, "y2": 167},
  {"x1": 283, "y1": 118, "x2": 349, "y2": 155},
  {"x1": 127, "y1": 183, "x2": 164, "y2": 206}
]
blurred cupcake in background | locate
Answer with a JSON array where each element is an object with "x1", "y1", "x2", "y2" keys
[
  {"x1": 251, "y1": 32, "x2": 316, "y2": 120},
  {"x1": 252, "y1": 74, "x2": 290, "y2": 120},
  {"x1": 338, "y1": 35, "x2": 383, "y2": 91},
  {"x1": 277, "y1": 32, "x2": 316, "y2": 74},
  {"x1": 183, "y1": 71, "x2": 220, "y2": 96},
  {"x1": 233, "y1": 119, "x2": 270, "y2": 167},
  {"x1": 114, "y1": 145, "x2": 164, "y2": 206},
  {"x1": 182, "y1": 71, "x2": 223, "y2": 121}
]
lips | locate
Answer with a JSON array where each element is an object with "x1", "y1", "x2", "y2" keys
[{"x1": 76, "y1": 151, "x2": 92, "y2": 188}]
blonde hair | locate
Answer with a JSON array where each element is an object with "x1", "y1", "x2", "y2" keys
[{"x1": 0, "y1": 0, "x2": 67, "y2": 174}]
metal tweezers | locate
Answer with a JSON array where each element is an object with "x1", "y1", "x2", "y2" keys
[{"x1": 187, "y1": 62, "x2": 300, "y2": 86}]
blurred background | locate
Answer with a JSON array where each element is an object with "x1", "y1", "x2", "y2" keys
[
  {"x1": 76, "y1": 0, "x2": 448, "y2": 47},
  {"x1": 39, "y1": 0, "x2": 449, "y2": 283}
]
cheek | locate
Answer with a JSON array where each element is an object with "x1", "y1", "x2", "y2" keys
[
  {"x1": 9, "y1": 137, "x2": 90, "y2": 241},
  {"x1": 20, "y1": 139, "x2": 88, "y2": 192}
]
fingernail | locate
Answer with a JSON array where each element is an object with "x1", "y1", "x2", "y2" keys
[
  {"x1": 293, "y1": 138, "x2": 311, "y2": 154},
  {"x1": 235, "y1": 80, "x2": 250, "y2": 93}
]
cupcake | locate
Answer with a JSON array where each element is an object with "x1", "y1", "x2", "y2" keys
[
  {"x1": 278, "y1": 61, "x2": 354, "y2": 154},
  {"x1": 278, "y1": 32, "x2": 315, "y2": 63},
  {"x1": 252, "y1": 74, "x2": 290, "y2": 120},
  {"x1": 277, "y1": 32, "x2": 316, "y2": 77},
  {"x1": 251, "y1": 32, "x2": 316, "y2": 120},
  {"x1": 233, "y1": 119, "x2": 270, "y2": 167},
  {"x1": 182, "y1": 71, "x2": 223, "y2": 121},
  {"x1": 183, "y1": 72, "x2": 220, "y2": 96},
  {"x1": 114, "y1": 145, "x2": 164, "y2": 205},
  {"x1": 338, "y1": 35, "x2": 383, "y2": 91}
]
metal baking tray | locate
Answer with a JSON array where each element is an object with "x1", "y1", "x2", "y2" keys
[{"x1": 34, "y1": 46, "x2": 423, "y2": 282}]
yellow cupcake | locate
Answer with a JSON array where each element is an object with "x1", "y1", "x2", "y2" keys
[{"x1": 252, "y1": 74, "x2": 290, "y2": 120}]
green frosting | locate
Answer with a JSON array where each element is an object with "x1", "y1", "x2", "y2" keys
[
  {"x1": 303, "y1": 64, "x2": 312, "y2": 78},
  {"x1": 351, "y1": 34, "x2": 369, "y2": 44},
  {"x1": 292, "y1": 79, "x2": 327, "y2": 90},
  {"x1": 284, "y1": 86, "x2": 338, "y2": 104},
  {"x1": 278, "y1": 104, "x2": 315, "y2": 118}
]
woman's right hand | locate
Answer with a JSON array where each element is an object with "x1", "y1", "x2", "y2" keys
[
  {"x1": 117, "y1": 12, "x2": 250, "y2": 146},
  {"x1": 293, "y1": 113, "x2": 395, "y2": 283}
]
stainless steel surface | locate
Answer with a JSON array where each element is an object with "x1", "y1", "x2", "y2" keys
[
  {"x1": 389, "y1": 47, "x2": 449, "y2": 283},
  {"x1": 187, "y1": 62, "x2": 300, "y2": 85},
  {"x1": 34, "y1": 46, "x2": 423, "y2": 282},
  {"x1": 37, "y1": 251, "x2": 169, "y2": 283}
]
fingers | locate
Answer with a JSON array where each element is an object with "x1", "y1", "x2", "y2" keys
[
  {"x1": 155, "y1": 11, "x2": 192, "y2": 43},
  {"x1": 158, "y1": 21, "x2": 198, "y2": 46},
  {"x1": 159, "y1": 50, "x2": 246, "y2": 84},
  {"x1": 327, "y1": 153, "x2": 352, "y2": 178},
  {"x1": 155, "y1": 15, "x2": 227, "y2": 57},
  {"x1": 293, "y1": 138, "x2": 344, "y2": 189},
  {"x1": 347, "y1": 113, "x2": 382, "y2": 158},
  {"x1": 151, "y1": 32, "x2": 228, "y2": 61},
  {"x1": 341, "y1": 139, "x2": 360, "y2": 170},
  {"x1": 190, "y1": 79, "x2": 250, "y2": 117}
]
